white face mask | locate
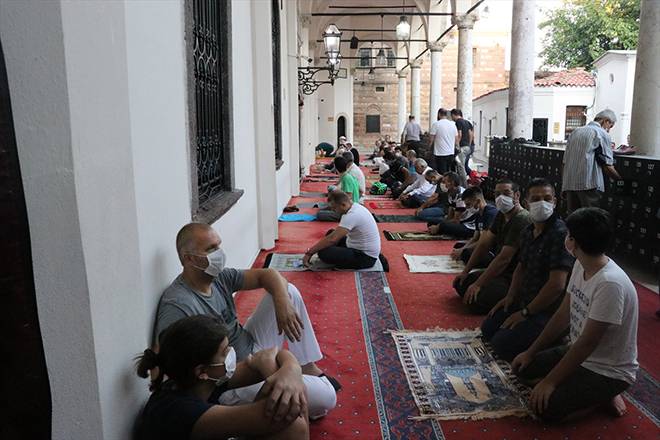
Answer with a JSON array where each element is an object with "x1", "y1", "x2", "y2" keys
[
  {"x1": 439, "y1": 183, "x2": 448, "y2": 193},
  {"x1": 192, "y1": 248, "x2": 227, "y2": 277},
  {"x1": 528, "y1": 200, "x2": 554, "y2": 223},
  {"x1": 204, "y1": 346, "x2": 236, "y2": 386},
  {"x1": 495, "y1": 195, "x2": 515, "y2": 213}
]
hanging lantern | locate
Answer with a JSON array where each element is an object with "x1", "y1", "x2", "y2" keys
[
  {"x1": 367, "y1": 66, "x2": 376, "y2": 80},
  {"x1": 323, "y1": 24, "x2": 342, "y2": 54},
  {"x1": 396, "y1": 16, "x2": 410, "y2": 40}
]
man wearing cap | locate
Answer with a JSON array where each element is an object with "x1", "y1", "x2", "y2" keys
[{"x1": 562, "y1": 109, "x2": 622, "y2": 214}]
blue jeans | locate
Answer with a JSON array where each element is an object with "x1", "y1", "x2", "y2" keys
[{"x1": 417, "y1": 206, "x2": 445, "y2": 223}]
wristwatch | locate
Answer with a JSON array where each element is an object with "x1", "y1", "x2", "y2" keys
[{"x1": 521, "y1": 307, "x2": 530, "y2": 318}]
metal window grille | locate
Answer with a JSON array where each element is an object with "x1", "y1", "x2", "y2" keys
[
  {"x1": 193, "y1": 0, "x2": 226, "y2": 205},
  {"x1": 359, "y1": 48, "x2": 371, "y2": 67},
  {"x1": 271, "y1": 0, "x2": 283, "y2": 162},
  {"x1": 366, "y1": 115, "x2": 381, "y2": 133},
  {"x1": 386, "y1": 49, "x2": 395, "y2": 67}
]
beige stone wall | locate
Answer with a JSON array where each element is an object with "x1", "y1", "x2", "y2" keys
[{"x1": 352, "y1": 41, "x2": 509, "y2": 147}]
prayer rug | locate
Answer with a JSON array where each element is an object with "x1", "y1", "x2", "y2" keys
[
  {"x1": 278, "y1": 213, "x2": 316, "y2": 222},
  {"x1": 304, "y1": 176, "x2": 338, "y2": 182},
  {"x1": 403, "y1": 254, "x2": 465, "y2": 273},
  {"x1": 390, "y1": 329, "x2": 531, "y2": 421},
  {"x1": 300, "y1": 191, "x2": 326, "y2": 198},
  {"x1": 384, "y1": 230, "x2": 454, "y2": 241},
  {"x1": 374, "y1": 215, "x2": 422, "y2": 223},
  {"x1": 362, "y1": 194, "x2": 391, "y2": 201},
  {"x1": 264, "y1": 253, "x2": 385, "y2": 272},
  {"x1": 367, "y1": 200, "x2": 405, "y2": 209}
]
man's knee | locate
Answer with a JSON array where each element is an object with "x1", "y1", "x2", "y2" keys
[
  {"x1": 287, "y1": 283, "x2": 304, "y2": 304},
  {"x1": 489, "y1": 330, "x2": 517, "y2": 361}
]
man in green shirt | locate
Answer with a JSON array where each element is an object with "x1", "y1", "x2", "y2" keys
[
  {"x1": 453, "y1": 179, "x2": 532, "y2": 314},
  {"x1": 335, "y1": 156, "x2": 360, "y2": 203}
]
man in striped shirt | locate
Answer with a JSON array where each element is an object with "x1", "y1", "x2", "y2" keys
[{"x1": 562, "y1": 109, "x2": 622, "y2": 214}]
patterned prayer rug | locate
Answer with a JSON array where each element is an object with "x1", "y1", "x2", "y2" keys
[
  {"x1": 403, "y1": 254, "x2": 465, "y2": 273},
  {"x1": 374, "y1": 215, "x2": 422, "y2": 223},
  {"x1": 367, "y1": 200, "x2": 405, "y2": 209},
  {"x1": 384, "y1": 231, "x2": 454, "y2": 241},
  {"x1": 264, "y1": 253, "x2": 384, "y2": 272},
  {"x1": 295, "y1": 201, "x2": 328, "y2": 209},
  {"x1": 391, "y1": 329, "x2": 531, "y2": 421},
  {"x1": 300, "y1": 191, "x2": 326, "y2": 198}
]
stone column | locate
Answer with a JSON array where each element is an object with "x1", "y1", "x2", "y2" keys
[
  {"x1": 397, "y1": 70, "x2": 408, "y2": 137},
  {"x1": 507, "y1": 0, "x2": 535, "y2": 139},
  {"x1": 629, "y1": 0, "x2": 660, "y2": 156},
  {"x1": 453, "y1": 14, "x2": 478, "y2": 121},
  {"x1": 410, "y1": 61, "x2": 422, "y2": 122},
  {"x1": 428, "y1": 41, "x2": 448, "y2": 130}
]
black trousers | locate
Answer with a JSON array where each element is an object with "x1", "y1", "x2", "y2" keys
[
  {"x1": 433, "y1": 154, "x2": 455, "y2": 174},
  {"x1": 429, "y1": 220, "x2": 474, "y2": 239},
  {"x1": 517, "y1": 345, "x2": 629, "y2": 423},
  {"x1": 317, "y1": 235, "x2": 377, "y2": 270}
]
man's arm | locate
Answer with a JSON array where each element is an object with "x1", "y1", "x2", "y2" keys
[
  {"x1": 457, "y1": 129, "x2": 463, "y2": 144},
  {"x1": 461, "y1": 230, "x2": 496, "y2": 273},
  {"x1": 469, "y1": 128, "x2": 474, "y2": 146},
  {"x1": 241, "y1": 269, "x2": 303, "y2": 342},
  {"x1": 418, "y1": 193, "x2": 439, "y2": 211},
  {"x1": 488, "y1": 261, "x2": 524, "y2": 316},
  {"x1": 306, "y1": 227, "x2": 349, "y2": 256},
  {"x1": 472, "y1": 245, "x2": 516, "y2": 287}
]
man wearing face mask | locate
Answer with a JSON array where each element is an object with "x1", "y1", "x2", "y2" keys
[
  {"x1": 562, "y1": 109, "x2": 622, "y2": 214},
  {"x1": 480, "y1": 178, "x2": 575, "y2": 361},
  {"x1": 453, "y1": 179, "x2": 532, "y2": 314},
  {"x1": 153, "y1": 223, "x2": 338, "y2": 420},
  {"x1": 415, "y1": 171, "x2": 464, "y2": 224},
  {"x1": 428, "y1": 186, "x2": 496, "y2": 239}
]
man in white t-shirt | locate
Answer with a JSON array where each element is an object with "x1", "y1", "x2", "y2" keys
[
  {"x1": 429, "y1": 108, "x2": 459, "y2": 174},
  {"x1": 511, "y1": 207, "x2": 638, "y2": 423},
  {"x1": 303, "y1": 191, "x2": 381, "y2": 270},
  {"x1": 342, "y1": 151, "x2": 365, "y2": 198}
]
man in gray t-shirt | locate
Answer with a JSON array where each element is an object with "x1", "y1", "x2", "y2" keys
[{"x1": 152, "y1": 223, "x2": 339, "y2": 418}]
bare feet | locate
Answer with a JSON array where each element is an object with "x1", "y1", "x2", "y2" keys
[
  {"x1": 301, "y1": 362, "x2": 323, "y2": 377},
  {"x1": 606, "y1": 394, "x2": 627, "y2": 417}
]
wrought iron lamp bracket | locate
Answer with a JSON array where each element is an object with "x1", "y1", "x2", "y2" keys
[{"x1": 298, "y1": 66, "x2": 339, "y2": 95}]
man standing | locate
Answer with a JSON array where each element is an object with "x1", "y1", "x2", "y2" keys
[
  {"x1": 480, "y1": 178, "x2": 574, "y2": 361},
  {"x1": 304, "y1": 191, "x2": 381, "y2": 270},
  {"x1": 562, "y1": 109, "x2": 622, "y2": 214},
  {"x1": 429, "y1": 108, "x2": 459, "y2": 174},
  {"x1": 401, "y1": 115, "x2": 422, "y2": 149},
  {"x1": 451, "y1": 108, "x2": 474, "y2": 175},
  {"x1": 154, "y1": 223, "x2": 338, "y2": 419}
]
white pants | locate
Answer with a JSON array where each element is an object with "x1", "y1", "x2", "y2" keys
[{"x1": 218, "y1": 284, "x2": 337, "y2": 418}]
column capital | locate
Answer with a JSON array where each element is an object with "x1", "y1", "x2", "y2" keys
[
  {"x1": 452, "y1": 13, "x2": 479, "y2": 30},
  {"x1": 397, "y1": 70, "x2": 408, "y2": 78},
  {"x1": 299, "y1": 15, "x2": 311, "y2": 28},
  {"x1": 410, "y1": 60, "x2": 423, "y2": 69},
  {"x1": 427, "y1": 41, "x2": 449, "y2": 52}
]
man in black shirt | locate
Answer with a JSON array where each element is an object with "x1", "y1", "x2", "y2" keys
[
  {"x1": 480, "y1": 179, "x2": 574, "y2": 361},
  {"x1": 451, "y1": 108, "x2": 474, "y2": 175}
]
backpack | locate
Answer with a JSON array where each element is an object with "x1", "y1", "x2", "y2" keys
[{"x1": 370, "y1": 181, "x2": 388, "y2": 195}]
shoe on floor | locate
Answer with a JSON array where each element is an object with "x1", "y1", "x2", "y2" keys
[{"x1": 283, "y1": 205, "x2": 299, "y2": 212}]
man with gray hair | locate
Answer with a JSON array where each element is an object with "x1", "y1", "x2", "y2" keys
[
  {"x1": 399, "y1": 159, "x2": 439, "y2": 208},
  {"x1": 562, "y1": 109, "x2": 622, "y2": 214}
]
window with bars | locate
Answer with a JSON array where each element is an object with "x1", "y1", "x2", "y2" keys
[
  {"x1": 189, "y1": 0, "x2": 241, "y2": 221},
  {"x1": 271, "y1": 0, "x2": 283, "y2": 165},
  {"x1": 359, "y1": 48, "x2": 371, "y2": 67},
  {"x1": 386, "y1": 49, "x2": 395, "y2": 67},
  {"x1": 565, "y1": 106, "x2": 587, "y2": 140},
  {"x1": 366, "y1": 115, "x2": 381, "y2": 133}
]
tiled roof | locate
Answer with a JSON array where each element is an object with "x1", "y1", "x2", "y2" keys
[
  {"x1": 533, "y1": 68, "x2": 595, "y2": 87},
  {"x1": 474, "y1": 68, "x2": 595, "y2": 101}
]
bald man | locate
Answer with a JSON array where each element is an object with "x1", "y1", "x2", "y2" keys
[{"x1": 153, "y1": 223, "x2": 338, "y2": 419}]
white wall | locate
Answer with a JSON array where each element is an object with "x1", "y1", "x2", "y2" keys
[
  {"x1": 594, "y1": 52, "x2": 636, "y2": 146},
  {"x1": 2, "y1": 0, "x2": 303, "y2": 438},
  {"x1": 316, "y1": 74, "x2": 353, "y2": 148}
]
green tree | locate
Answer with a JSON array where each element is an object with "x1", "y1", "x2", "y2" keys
[{"x1": 540, "y1": 0, "x2": 640, "y2": 70}]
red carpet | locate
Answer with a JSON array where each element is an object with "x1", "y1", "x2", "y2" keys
[{"x1": 234, "y1": 166, "x2": 659, "y2": 439}]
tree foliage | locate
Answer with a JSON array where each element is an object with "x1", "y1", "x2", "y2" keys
[{"x1": 540, "y1": 0, "x2": 640, "y2": 70}]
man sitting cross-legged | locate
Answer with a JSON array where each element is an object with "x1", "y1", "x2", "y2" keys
[
  {"x1": 317, "y1": 155, "x2": 361, "y2": 222},
  {"x1": 398, "y1": 159, "x2": 435, "y2": 207},
  {"x1": 415, "y1": 171, "x2": 464, "y2": 224},
  {"x1": 342, "y1": 151, "x2": 365, "y2": 200},
  {"x1": 304, "y1": 191, "x2": 381, "y2": 270},
  {"x1": 428, "y1": 186, "x2": 497, "y2": 240},
  {"x1": 153, "y1": 223, "x2": 338, "y2": 420},
  {"x1": 480, "y1": 178, "x2": 575, "y2": 361},
  {"x1": 511, "y1": 208, "x2": 638, "y2": 423},
  {"x1": 453, "y1": 179, "x2": 532, "y2": 314}
]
